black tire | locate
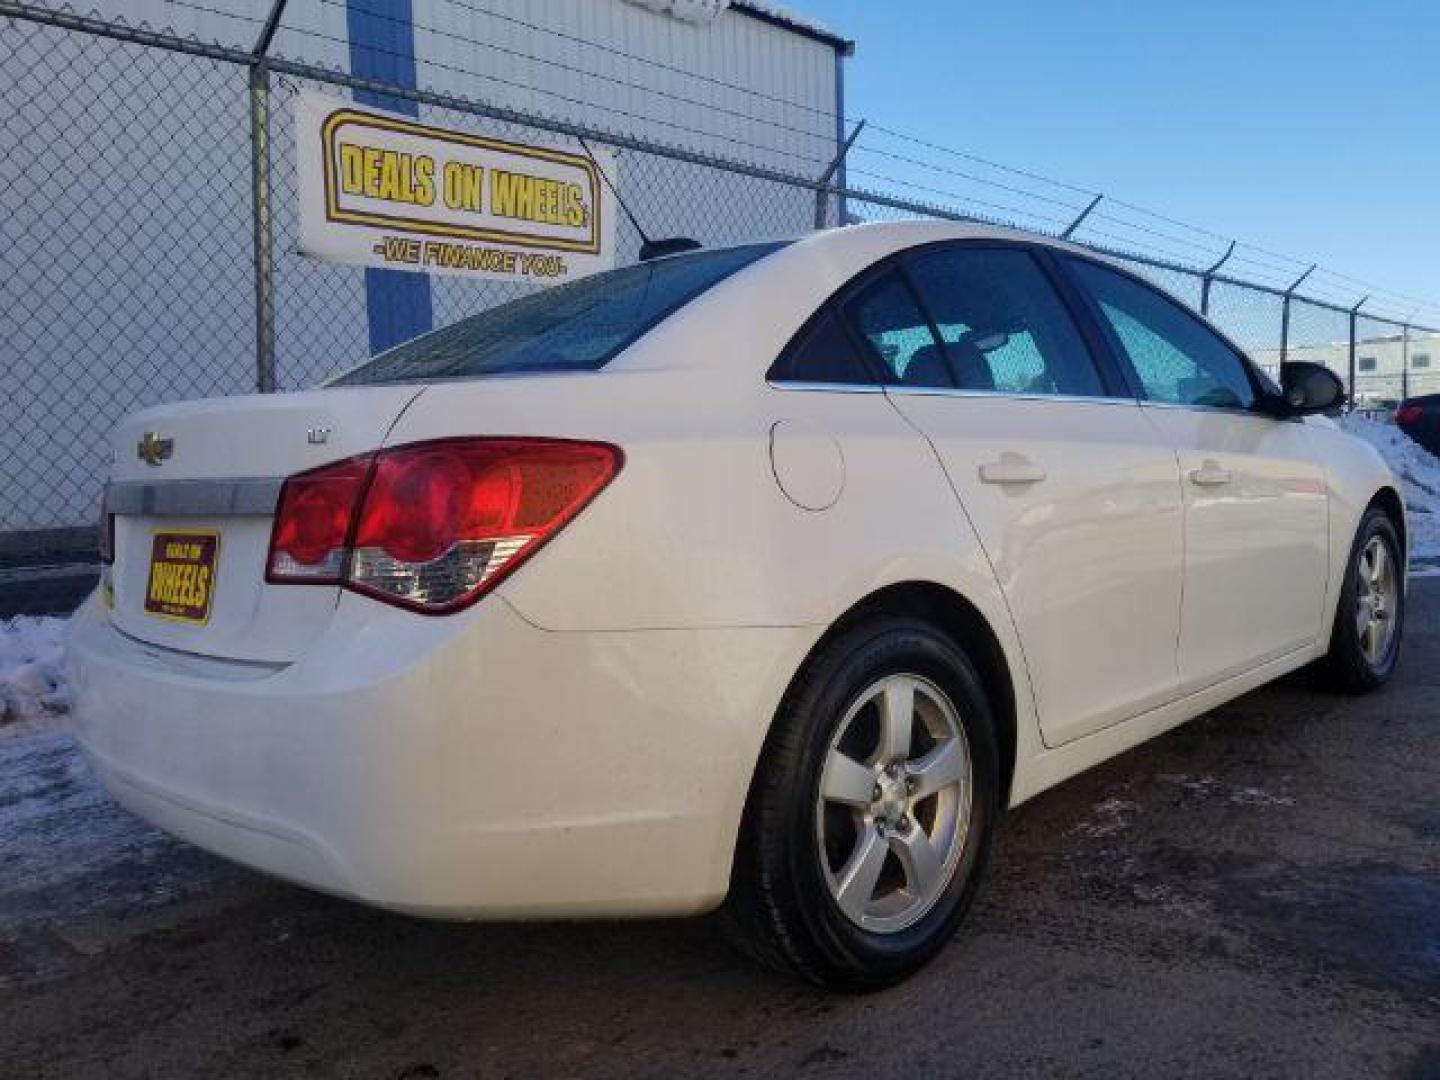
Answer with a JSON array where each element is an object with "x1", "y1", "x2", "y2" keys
[
  {"x1": 722, "y1": 614, "x2": 999, "y2": 991},
  {"x1": 1316, "y1": 505, "x2": 1405, "y2": 693}
]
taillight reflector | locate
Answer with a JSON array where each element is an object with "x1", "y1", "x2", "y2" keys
[
  {"x1": 267, "y1": 438, "x2": 621, "y2": 613},
  {"x1": 1396, "y1": 404, "x2": 1424, "y2": 426}
]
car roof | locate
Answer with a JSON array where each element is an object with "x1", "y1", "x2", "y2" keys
[
  {"x1": 794, "y1": 218, "x2": 1095, "y2": 258},
  {"x1": 642, "y1": 220, "x2": 1101, "y2": 272},
  {"x1": 611, "y1": 221, "x2": 1118, "y2": 377}
]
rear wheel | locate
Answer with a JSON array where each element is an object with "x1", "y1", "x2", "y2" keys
[
  {"x1": 723, "y1": 616, "x2": 998, "y2": 991},
  {"x1": 1317, "y1": 506, "x2": 1405, "y2": 692}
]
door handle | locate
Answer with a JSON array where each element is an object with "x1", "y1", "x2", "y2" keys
[
  {"x1": 1188, "y1": 460, "x2": 1233, "y2": 486},
  {"x1": 979, "y1": 453, "x2": 1047, "y2": 485}
]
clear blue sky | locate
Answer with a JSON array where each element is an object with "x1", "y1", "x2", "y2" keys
[{"x1": 806, "y1": 0, "x2": 1440, "y2": 321}]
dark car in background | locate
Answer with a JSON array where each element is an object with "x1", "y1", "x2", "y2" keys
[{"x1": 1396, "y1": 394, "x2": 1440, "y2": 457}]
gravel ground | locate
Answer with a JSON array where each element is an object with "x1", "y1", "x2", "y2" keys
[{"x1": 2, "y1": 583, "x2": 1438, "y2": 1080}]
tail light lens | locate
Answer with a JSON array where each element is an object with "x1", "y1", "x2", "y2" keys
[
  {"x1": 267, "y1": 438, "x2": 621, "y2": 613},
  {"x1": 1396, "y1": 404, "x2": 1424, "y2": 426},
  {"x1": 267, "y1": 455, "x2": 373, "y2": 583}
]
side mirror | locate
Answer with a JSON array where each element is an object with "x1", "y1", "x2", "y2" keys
[{"x1": 1279, "y1": 361, "x2": 1345, "y2": 416}]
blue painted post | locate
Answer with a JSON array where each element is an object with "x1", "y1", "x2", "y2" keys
[{"x1": 346, "y1": 0, "x2": 433, "y2": 354}]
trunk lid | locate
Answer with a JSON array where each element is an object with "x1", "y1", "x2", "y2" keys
[{"x1": 105, "y1": 386, "x2": 423, "y2": 662}]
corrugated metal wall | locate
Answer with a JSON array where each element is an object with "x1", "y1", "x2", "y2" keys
[{"x1": 59, "y1": 0, "x2": 839, "y2": 171}]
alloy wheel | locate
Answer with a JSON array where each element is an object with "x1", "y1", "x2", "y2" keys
[
  {"x1": 815, "y1": 674, "x2": 972, "y2": 934},
  {"x1": 1355, "y1": 534, "x2": 1400, "y2": 666}
]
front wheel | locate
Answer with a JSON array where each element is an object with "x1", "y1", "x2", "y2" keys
[
  {"x1": 1317, "y1": 506, "x2": 1405, "y2": 692},
  {"x1": 723, "y1": 616, "x2": 999, "y2": 991}
]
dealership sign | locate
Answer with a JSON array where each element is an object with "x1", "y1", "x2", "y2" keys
[{"x1": 296, "y1": 92, "x2": 617, "y2": 283}]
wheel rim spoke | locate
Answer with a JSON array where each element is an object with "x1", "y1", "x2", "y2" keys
[
  {"x1": 820, "y1": 750, "x2": 876, "y2": 808},
  {"x1": 834, "y1": 824, "x2": 888, "y2": 923},
  {"x1": 1369, "y1": 546, "x2": 1384, "y2": 593},
  {"x1": 1356, "y1": 600, "x2": 1372, "y2": 638},
  {"x1": 892, "y1": 825, "x2": 942, "y2": 900},
  {"x1": 877, "y1": 679, "x2": 914, "y2": 763},
  {"x1": 908, "y1": 738, "x2": 965, "y2": 800}
]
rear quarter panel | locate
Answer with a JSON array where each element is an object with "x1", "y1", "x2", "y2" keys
[{"x1": 382, "y1": 227, "x2": 1021, "y2": 636}]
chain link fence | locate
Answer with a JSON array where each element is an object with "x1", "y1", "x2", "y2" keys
[{"x1": 3, "y1": 1, "x2": 1436, "y2": 613}]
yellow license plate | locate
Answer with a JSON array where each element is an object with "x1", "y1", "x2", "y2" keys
[{"x1": 144, "y1": 530, "x2": 219, "y2": 624}]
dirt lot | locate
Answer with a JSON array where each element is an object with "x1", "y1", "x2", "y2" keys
[{"x1": 3, "y1": 583, "x2": 1438, "y2": 1080}]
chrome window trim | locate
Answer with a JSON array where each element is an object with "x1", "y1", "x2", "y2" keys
[
  {"x1": 765, "y1": 380, "x2": 886, "y2": 394},
  {"x1": 105, "y1": 477, "x2": 283, "y2": 517},
  {"x1": 767, "y1": 380, "x2": 1132, "y2": 404},
  {"x1": 881, "y1": 386, "x2": 1135, "y2": 406},
  {"x1": 763, "y1": 379, "x2": 1295, "y2": 419}
]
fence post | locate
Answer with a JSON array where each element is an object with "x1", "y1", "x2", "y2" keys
[
  {"x1": 1279, "y1": 263, "x2": 1316, "y2": 365},
  {"x1": 1060, "y1": 194, "x2": 1103, "y2": 240},
  {"x1": 248, "y1": 0, "x2": 289, "y2": 393},
  {"x1": 833, "y1": 51, "x2": 848, "y2": 228},
  {"x1": 248, "y1": 62, "x2": 276, "y2": 393},
  {"x1": 1402, "y1": 324, "x2": 1411, "y2": 402},
  {"x1": 1347, "y1": 296, "x2": 1367, "y2": 411},
  {"x1": 813, "y1": 120, "x2": 864, "y2": 229},
  {"x1": 1199, "y1": 241, "x2": 1235, "y2": 317}
]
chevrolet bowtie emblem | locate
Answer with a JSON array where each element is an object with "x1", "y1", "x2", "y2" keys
[{"x1": 136, "y1": 431, "x2": 174, "y2": 467}]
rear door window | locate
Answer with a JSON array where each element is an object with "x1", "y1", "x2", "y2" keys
[
  {"x1": 768, "y1": 308, "x2": 874, "y2": 385},
  {"x1": 904, "y1": 246, "x2": 1107, "y2": 397},
  {"x1": 333, "y1": 242, "x2": 787, "y2": 385},
  {"x1": 843, "y1": 272, "x2": 947, "y2": 387}
]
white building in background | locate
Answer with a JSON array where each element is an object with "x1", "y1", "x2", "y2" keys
[
  {"x1": 1255, "y1": 333, "x2": 1440, "y2": 406},
  {"x1": 3, "y1": 0, "x2": 852, "y2": 564}
]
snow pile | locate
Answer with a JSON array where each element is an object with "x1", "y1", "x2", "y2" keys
[
  {"x1": 1338, "y1": 415, "x2": 1440, "y2": 561},
  {"x1": 1, "y1": 617, "x2": 70, "y2": 727}
]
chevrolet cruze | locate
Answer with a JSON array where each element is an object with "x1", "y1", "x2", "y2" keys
[{"x1": 69, "y1": 221, "x2": 1406, "y2": 989}]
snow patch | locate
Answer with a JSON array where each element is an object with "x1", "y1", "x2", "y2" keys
[
  {"x1": 1070, "y1": 797, "x2": 1134, "y2": 838},
  {"x1": 1, "y1": 617, "x2": 70, "y2": 729},
  {"x1": 734, "y1": 0, "x2": 844, "y2": 41},
  {"x1": 1338, "y1": 415, "x2": 1440, "y2": 560}
]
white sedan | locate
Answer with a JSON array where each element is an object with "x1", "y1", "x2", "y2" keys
[{"x1": 69, "y1": 221, "x2": 1406, "y2": 990}]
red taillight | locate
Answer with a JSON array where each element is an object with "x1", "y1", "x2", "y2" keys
[
  {"x1": 1396, "y1": 404, "x2": 1424, "y2": 426},
  {"x1": 267, "y1": 438, "x2": 621, "y2": 613},
  {"x1": 266, "y1": 455, "x2": 373, "y2": 583}
]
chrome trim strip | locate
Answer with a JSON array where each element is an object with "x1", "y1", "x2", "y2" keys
[
  {"x1": 765, "y1": 380, "x2": 886, "y2": 394},
  {"x1": 882, "y1": 386, "x2": 1135, "y2": 405},
  {"x1": 105, "y1": 477, "x2": 283, "y2": 518},
  {"x1": 766, "y1": 380, "x2": 1136, "y2": 404},
  {"x1": 777, "y1": 381, "x2": 1278, "y2": 417}
]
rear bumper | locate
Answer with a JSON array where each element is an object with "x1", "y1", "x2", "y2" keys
[{"x1": 67, "y1": 593, "x2": 814, "y2": 918}]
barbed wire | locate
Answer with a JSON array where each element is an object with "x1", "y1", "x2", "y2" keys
[
  {"x1": 843, "y1": 168, "x2": 1074, "y2": 232},
  {"x1": 30, "y1": 0, "x2": 1440, "y2": 325},
  {"x1": 313, "y1": 0, "x2": 836, "y2": 148},
  {"x1": 125, "y1": 0, "x2": 1434, "y2": 321},
  {"x1": 846, "y1": 142, "x2": 1089, "y2": 216},
  {"x1": 159, "y1": 0, "x2": 835, "y2": 174}
]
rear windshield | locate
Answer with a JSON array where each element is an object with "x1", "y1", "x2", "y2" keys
[{"x1": 332, "y1": 242, "x2": 787, "y2": 385}]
